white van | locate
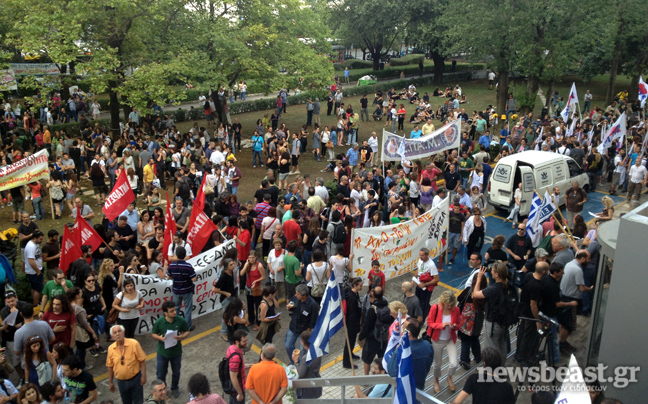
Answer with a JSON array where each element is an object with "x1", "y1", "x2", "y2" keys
[{"x1": 488, "y1": 151, "x2": 589, "y2": 216}]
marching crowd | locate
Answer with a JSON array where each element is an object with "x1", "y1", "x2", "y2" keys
[{"x1": 0, "y1": 79, "x2": 639, "y2": 404}]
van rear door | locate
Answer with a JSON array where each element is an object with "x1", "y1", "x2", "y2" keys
[
  {"x1": 489, "y1": 161, "x2": 516, "y2": 208},
  {"x1": 519, "y1": 166, "x2": 536, "y2": 215}
]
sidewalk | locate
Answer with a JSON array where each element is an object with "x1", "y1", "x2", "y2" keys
[{"x1": 95, "y1": 72, "x2": 442, "y2": 120}]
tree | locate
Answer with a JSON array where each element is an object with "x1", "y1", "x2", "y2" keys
[
  {"x1": 4, "y1": 0, "x2": 334, "y2": 131},
  {"x1": 407, "y1": 0, "x2": 449, "y2": 84},
  {"x1": 333, "y1": 0, "x2": 415, "y2": 71}
]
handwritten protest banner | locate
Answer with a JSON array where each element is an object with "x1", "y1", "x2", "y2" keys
[
  {"x1": 381, "y1": 120, "x2": 461, "y2": 161},
  {"x1": 0, "y1": 150, "x2": 49, "y2": 192},
  {"x1": 350, "y1": 197, "x2": 449, "y2": 282},
  {"x1": 127, "y1": 240, "x2": 235, "y2": 334}
]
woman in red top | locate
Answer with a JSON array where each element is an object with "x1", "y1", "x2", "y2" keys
[
  {"x1": 426, "y1": 290, "x2": 460, "y2": 393},
  {"x1": 397, "y1": 104, "x2": 406, "y2": 132},
  {"x1": 43, "y1": 295, "x2": 77, "y2": 349},
  {"x1": 27, "y1": 181, "x2": 45, "y2": 221},
  {"x1": 240, "y1": 251, "x2": 266, "y2": 331}
]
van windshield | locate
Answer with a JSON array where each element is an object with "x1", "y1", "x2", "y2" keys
[{"x1": 493, "y1": 164, "x2": 512, "y2": 183}]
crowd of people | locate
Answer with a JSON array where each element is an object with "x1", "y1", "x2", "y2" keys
[{"x1": 0, "y1": 77, "x2": 639, "y2": 404}]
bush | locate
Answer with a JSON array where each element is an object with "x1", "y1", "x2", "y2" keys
[
  {"x1": 173, "y1": 108, "x2": 186, "y2": 122},
  {"x1": 389, "y1": 54, "x2": 425, "y2": 66},
  {"x1": 49, "y1": 118, "x2": 112, "y2": 136},
  {"x1": 342, "y1": 59, "x2": 374, "y2": 69},
  {"x1": 228, "y1": 89, "x2": 330, "y2": 115}
]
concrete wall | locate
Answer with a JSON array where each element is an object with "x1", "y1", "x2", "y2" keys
[{"x1": 597, "y1": 202, "x2": 648, "y2": 400}]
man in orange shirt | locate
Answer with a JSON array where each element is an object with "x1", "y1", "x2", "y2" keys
[
  {"x1": 43, "y1": 125, "x2": 52, "y2": 160},
  {"x1": 245, "y1": 344, "x2": 288, "y2": 404}
]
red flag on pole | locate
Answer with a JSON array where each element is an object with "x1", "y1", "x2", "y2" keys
[
  {"x1": 186, "y1": 174, "x2": 218, "y2": 256},
  {"x1": 59, "y1": 225, "x2": 82, "y2": 273},
  {"x1": 73, "y1": 213, "x2": 104, "y2": 252},
  {"x1": 103, "y1": 170, "x2": 135, "y2": 221},
  {"x1": 162, "y1": 192, "x2": 177, "y2": 264}
]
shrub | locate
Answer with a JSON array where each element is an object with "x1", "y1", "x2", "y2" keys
[
  {"x1": 173, "y1": 108, "x2": 186, "y2": 122},
  {"x1": 389, "y1": 54, "x2": 425, "y2": 66},
  {"x1": 49, "y1": 118, "x2": 112, "y2": 136},
  {"x1": 342, "y1": 59, "x2": 374, "y2": 69}
]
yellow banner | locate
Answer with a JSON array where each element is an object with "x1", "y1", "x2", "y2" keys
[{"x1": 0, "y1": 150, "x2": 50, "y2": 192}]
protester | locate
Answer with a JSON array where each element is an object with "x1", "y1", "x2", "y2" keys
[{"x1": 106, "y1": 325, "x2": 147, "y2": 404}]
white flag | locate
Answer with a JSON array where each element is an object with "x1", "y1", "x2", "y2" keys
[
  {"x1": 560, "y1": 83, "x2": 579, "y2": 122},
  {"x1": 638, "y1": 76, "x2": 647, "y2": 109},
  {"x1": 553, "y1": 355, "x2": 591, "y2": 404}
]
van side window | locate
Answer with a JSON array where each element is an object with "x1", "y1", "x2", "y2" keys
[
  {"x1": 554, "y1": 164, "x2": 566, "y2": 181},
  {"x1": 567, "y1": 160, "x2": 581, "y2": 177}
]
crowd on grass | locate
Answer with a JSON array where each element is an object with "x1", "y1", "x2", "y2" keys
[{"x1": 0, "y1": 79, "x2": 638, "y2": 404}]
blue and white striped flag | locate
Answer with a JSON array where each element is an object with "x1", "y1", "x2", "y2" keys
[
  {"x1": 394, "y1": 332, "x2": 416, "y2": 404},
  {"x1": 307, "y1": 271, "x2": 344, "y2": 362},
  {"x1": 526, "y1": 191, "x2": 557, "y2": 247},
  {"x1": 382, "y1": 311, "x2": 402, "y2": 371},
  {"x1": 397, "y1": 136, "x2": 407, "y2": 162}
]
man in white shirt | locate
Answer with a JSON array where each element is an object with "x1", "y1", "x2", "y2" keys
[
  {"x1": 488, "y1": 71, "x2": 496, "y2": 90},
  {"x1": 415, "y1": 248, "x2": 439, "y2": 319},
  {"x1": 367, "y1": 132, "x2": 380, "y2": 167},
  {"x1": 24, "y1": 231, "x2": 45, "y2": 307},
  {"x1": 627, "y1": 158, "x2": 647, "y2": 201},
  {"x1": 314, "y1": 178, "x2": 329, "y2": 203},
  {"x1": 432, "y1": 189, "x2": 446, "y2": 207},
  {"x1": 209, "y1": 146, "x2": 225, "y2": 167},
  {"x1": 168, "y1": 232, "x2": 193, "y2": 261},
  {"x1": 610, "y1": 148, "x2": 626, "y2": 196}
]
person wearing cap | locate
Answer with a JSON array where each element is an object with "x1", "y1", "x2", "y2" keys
[
  {"x1": 24, "y1": 230, "x2": 45, "y2": 307},
  {"x1": 522, "y1": 248, "x2": 549, "y2": 274}
]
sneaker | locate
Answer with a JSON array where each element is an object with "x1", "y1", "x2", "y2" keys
[
  {"x1": 352, "y1": 354, "x2": 360, "y2": 360},
  {"x1": 460, "y1": 360, "x2": 470, "y2": 371},
  {"x1": 7, "y1": 202, "x2": 12, "y2": 207},
  {"x1": 253, "y1": 165, "x2": 257, "y2": 168},
  {"x1": 190, "y1": 325, "x2": 196, "y2": 331},
  {"x1": 260, "y1": 164, "x2": 264, "y2": 167},
  {"x1": 89, "y1": 348, "x2": 99, "y2": 358},
  {"x1": 98, "y1": 346, "x2": 107, "y2": 354},
  {"x1": 294, "y1": 170, "x2": 301, "y2": 175},
  {"x1": 448, "y1": 259, "x2": 454, "y2": 265}
]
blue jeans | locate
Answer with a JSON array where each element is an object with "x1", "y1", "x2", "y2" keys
[
  {"x1": 582, "y1": 265, "x2": 595, "y2": 314},
  {"x1": 241, "y1": 92, "x2": 246, "y2": 101},
  {"x1": 507, "y1": 204, "x2": 520, "y2": 222},
  {"x1": 253, "y1": 151, "x2": 263, "y2": 166},
  {"x1": 220, "y1": 297, "x2": 232, "y2": 335},
  {"x1": 302, "y1": 250, "x2": 313, "y2": 270},
  {"x1": 331, "y1": 131, "x2": 337, "y2": 146},
  {"x1": 229, "y1": 95, "x2": 234, "y2": 103},
  {"x1": 587, "y1": 172, "x2": 597, "y2": 192},
  {"x1": 32, "y1": 196, "x2": 44, "y2": 220},
  {"x1": 284, "y1": 329, "x2": 303, "y2": 364},
  {"x1": 75, "y1": 347, "x2": 87, "y2": 369},
  {"x1": 156, "y1": 354, "x2": 182, "y2": 390},
  {"x1": 173, "y1": 292, "x2": 194, "y2": 328},
  {"x1": 231, "y1": 186, "x2": 238, "y2": 196},
  {"x1": 116, "y1": 372, "x2": 144, "y2": 404},
  {"x1": 391, "y1": 119, "x2": 396, "y2": 133},
  {"x1": 547, "y1": 316, "x2": 560, "y2": 365},
  {"x1": 347, "y1": 130, "x2": 357, "y2": 145},
  {"x1": 227, "y1": 184, "x2": 233, "y2": 194}
]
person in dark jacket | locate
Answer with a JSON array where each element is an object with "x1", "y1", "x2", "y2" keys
[
  {"x1": 67, "y1": 245, "x2": 94, "y2": 288},
  {"x1": 292, "y1": 330, "x2": 322, "y2": 399},
  {"x1": 358, "y1": 286, "x2": 389, "y2": 375},
  {"x1": 342, "y1": 278, "x2": 363, "y2": 369},
  {"x1": 387, "y1": 318, "x2": 433, "y2": 391}
]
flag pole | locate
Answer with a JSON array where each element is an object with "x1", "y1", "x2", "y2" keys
[{"x1": 545, "y1": 187, "x2": 575, "y2": 241}]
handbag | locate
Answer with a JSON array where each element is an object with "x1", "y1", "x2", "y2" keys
[
  {"x1": 459, "y1": 302, "x2": 476, "y2": 336},
  {"x1": 326, "y1": 141, "x2": 334, "y2": 148},
  {"x1": 36, "y1": 361, "x2": 53, "y2": 387},
  {"x1": 107, "y1": 307, "x2": 119, "y2": 323},
  {"x1": 204, "y1": 182, "x2": 214, "y2": 195},
  {"x1": 76, "y1": 325, "x2": 91, "y2": 343},
  {"x1": 310, "y1": 264, "x2": 327, "y2": 298}
]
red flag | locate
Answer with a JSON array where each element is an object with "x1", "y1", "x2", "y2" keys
[
  {"x1": 103, "y1": 170, "x2": 135, "y2": 221},
  {"x1": 162, "y1": 192, "x2": 177, "y2": 264},
  {"x1": 73, "y1": 213, "x2": 103, "y2": 252},
  {"x1": 59, "y1": 226, "x2": 82, "y2": 273},
  {"x1": 186, "y1": 174, "x2": 218, "y2": 256}
]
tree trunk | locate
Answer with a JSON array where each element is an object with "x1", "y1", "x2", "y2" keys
[
  {"x1": 371, "y1": 50, "x2": 381, "y2": 71},
  {"x1": 108, "y1": 82, "x2": 121, "y2": 135},
  {"x1": 418, "y1": 60, "x2": 424, "y2": 77},
  {"x1": 522, "y1": 73, "x2": 540, "y2": 115},
  {"x1": 629, "y1": 75, "x2": 639, "y2": 105},
  {"x1": 545, "y1": 80, "x2": 555, "y2": 111},
  {"x1": 496, "y1": 70, "x2": 510, "y2": 115},
  {"x1": 606, "y1": 50, "x2": 621, "y2": 105},
  {"x1": 431, "y1": 51, "x2": 445, "y2": 85},
  {"x1": 122, "y1": 94, "x2": 131, "y2": 124}
]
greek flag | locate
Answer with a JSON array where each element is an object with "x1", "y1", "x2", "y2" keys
[
  {"x1": 382, "y1": 311, "x2": 402, "y2": 371},
  {"x1": 526, "y1": 191, "x2": 557, "y2": 247},
  {"x1": 554, "y1": 354, "x2": 591, "y2": 404},
  {"x1": 397, "y1": 136, "x2": 407, "y2": 162},
  {"x1": 307, "y1": 271, "x2": 344, "y2": 362},
  {"x1": 560, "y1": 82, "x2": 579, "y2": 122},
  {"x1": 394, "y1": 332, "x2": 416, "y2": 404}
]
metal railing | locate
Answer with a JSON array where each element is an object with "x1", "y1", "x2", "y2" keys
[{"x1": 292, "y1": 374, "x2": 446, "y2": 404}]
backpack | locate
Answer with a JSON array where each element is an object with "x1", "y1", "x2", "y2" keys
[
  {"x1": 310, "y1": 263, "x2": 328, "y2": 298},
  {"x1": 179, "y1": 179, "x2": 191, "y2": 199},
  {"x1": 371, "y1": 305, "x2": 392, "y2": 343},
  {"x1": 218, "y1": 351, "x2": 242, "y2": 396},
  {"x1": 488, "y1": 283, "x2": 519, "y2": 328},
  {"x1": 331, "y1": 222, "x2": 347, "y2": 244}
]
